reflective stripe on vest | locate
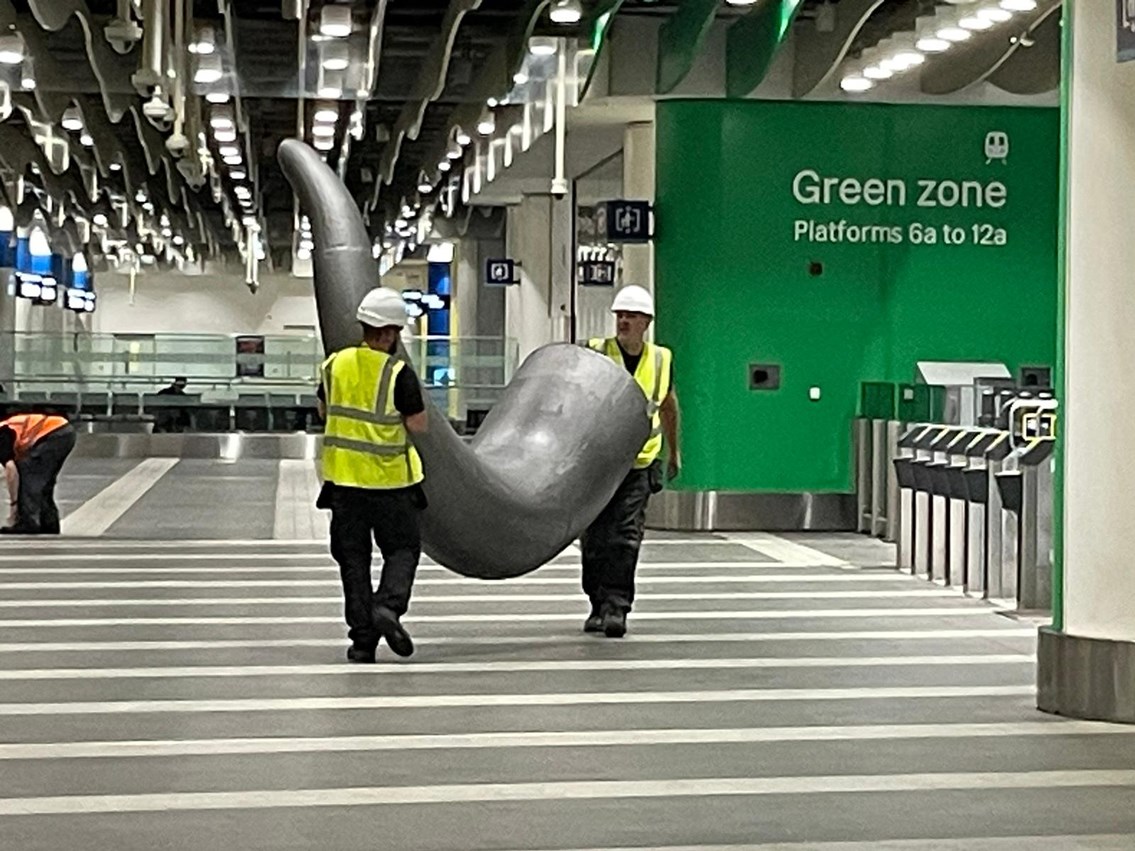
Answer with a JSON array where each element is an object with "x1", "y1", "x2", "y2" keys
[
  {"x1": 588, "y1": 337, "x2": 671, "y2": 467},
  {"x1": 320, "y1": 347, "x2": 424, "y2": 489}
]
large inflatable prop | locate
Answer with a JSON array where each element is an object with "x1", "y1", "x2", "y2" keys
[{"x1": 278, "y1": 140, "x2": 650, "y2": 579}]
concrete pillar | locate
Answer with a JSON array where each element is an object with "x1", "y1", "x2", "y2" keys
[
  {"x1": 622, "y1": 121, "x2": 655, "y2": 292},
  {"x1": 0, "y1": 272, "x2": 15, "y2": 389},
  {"x1": 1037, "y1": 0, "x2": 1135, "y2": 723},
  {"x1": 504, "y1": 194, "x2": 571, "y2": 363}
]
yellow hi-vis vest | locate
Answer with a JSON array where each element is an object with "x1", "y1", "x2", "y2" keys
[
  {"x1": 321, "y1": 347, "x2": 424, "y2": 489},
  {"x1": 588, "y1": 337, "x2": 672, "y2": 468}
]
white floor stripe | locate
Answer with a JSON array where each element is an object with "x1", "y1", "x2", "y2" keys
[
  {"x1": 727, "y1": 534, "x2": 850, "y2": 567},
  {"x1": 0, "y1": 629, "x2": 1038, "y2": 653},
  {"x1": 0, "y1": 720, "x2": 1119, "y2": 761},
  {"x1": 0, "y1": 590, "x2": 959, "y2": 608},
  {"x1": 271, "y1": 460, "x2": 328, "y2": 541},
  {"x1": 519, "y1": 837, "x2": 1135, "y2": 851},
  {"x1": 0, "y1": 608, "x2": 1003, "y2": 627},
  {"x1": 58, "y1": 459, "x2": 179, "y2": 537},
  {"x1": 0, "y1": 552, "x2": 788, "y2": 565},
  {"x1": 0, "y1": 537, "x2": 730, "y2": 550},
  {"x1": 0, "y1": 574, "x2": 918, "y2": 588},
  {"x1": 0, "y1": 769, "x2": 1124, "y2": 815},
  {"x1": 0, "y1": 654, "x2": 1034, "y2": 681},
  {"x1": 0, "y1": 685, "x2": 1035, "y2": 717},
  {"x1": 0, "y1": 562, "x2": 839, "y2": 575}
]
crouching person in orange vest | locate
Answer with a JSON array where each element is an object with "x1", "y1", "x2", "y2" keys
[{"x1": 0, "y1": 414, "x2": 77, "y2": 535}]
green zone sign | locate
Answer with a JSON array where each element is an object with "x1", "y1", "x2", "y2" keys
[{"x1": 789, "y1": 125, "x2": 1021, "y2": 249}]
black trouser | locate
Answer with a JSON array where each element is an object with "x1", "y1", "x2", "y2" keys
[
  {"x1": 323, "y1": 484, "x2": 423, "y2": 648},
  {"x1": 580, "y1": 462, "x2": 658, "y2": 612},
  {"x1": 16, "y1": 425, "x2": 76, "y2": 533}
]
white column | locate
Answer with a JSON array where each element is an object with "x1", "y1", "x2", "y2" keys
[
  {"x1": 0, "y1": 272, "x2": 15, "y2": 388},
  {"x1": 621, "y1": 120, "x2": 655, "y2": 291},
  {"x1": 504, "y1": 194, "x2": 572, "y2": 363},
  {"x1": 1037, "y1": 0, "x2": 1135, "y2": 723}
]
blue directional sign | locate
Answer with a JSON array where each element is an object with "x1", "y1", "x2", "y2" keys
[
  {"x1": 605, "y1": 200, "x2": 652, "y2": 243},
  {"x1": 484, "y1": 258, "x2": 518, "y2": 286},
  {"x1": 579, "y1": 259, "x2": 616, "y2": 287}
]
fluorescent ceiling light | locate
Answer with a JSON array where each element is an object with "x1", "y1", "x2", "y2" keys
[
  {"x1": 437, "y1": 160, "x2": 452, "y2": 172},
  {"x1": 80, "y1": 133, "x2": 94, "y2": 147},
  {"x1": 477, "y1": 116, "x2": 495, "y2": 135},
  {"x1": 979, "y1": 6, "x2": 1014, "y2": 22},
  {"x1": 917, "y1": 36, "x2": 952, "y2": 52},
  {"x1": 218, "y1": 144, "x2": 240, "y2": 157},
  {"x1": 456, "y1": 130, "x2": 472, "y2": 146},
  {"x1": 21, "y1": 75, "x2": 34, "y2": 90},
  {"x1": 0, "y1": 34, "x2": 24, "y2": 65},
  {"x1": 189, "y1": 26, "x2": 215, "y2": 55},
  {"x1": 863, "y1": 65, "x2": 892, "y2": 80},
  {"x1": 1000, "y1": 0, "x2": 1037, "y2": 10},
  {"x1": 223, "y1": 154, "x2": 243, "y2": 165},
  {"x1": 312, "y1": 123, "x2": 336, "y2": 137},
  {"x1": 314, "y1": 107, "x2": 338, "y2": 123},
  {"x1": 318, "y1": 85, "x2": 343, "y2": 99},
  {"x1": 214, "y1": 128, "x2": 237, "y2": 143},
  {"x1": 229, "y1": 170, "x2": 246, "y2": 180},
  {"x1": 513, "y1": 70, "x2": 529, "y2": 85},
  {"x1": 194, "y1": 54, "x2": 224, "y2": 84},
  {"x1": 206, "y1": 91, "x2": 230, "y2": 104},
  {"x1": 724, "y1": 0, "x2": 759, "y2": 5},
  {"x1": 109, "y1": 162, "x2": 122, "y2": 171},
  {"x1": 322, "y1": 41, "x2": 350, "y2": 71},
  {"x1": 62, "y1": 110, "x2": 83, "y2": 132},
  {"x1": 320, "y1": 4, "x2": 353, "y2": 38},
  {"x1": 892, "y1": 51, "x2": 925, "y2": 69},
  {"x1": 210, "y1": 113, "x2": 234, "y2": 130},
  {"x1": 959, "y1": 15, "x2": 994, "y2": 30},
  {"x1": 314, "y1": 136, "x2": 334, "y2": 150},
  {"x1": 93, "y1": 214, "x2": 108, "y2": 227},
  {"x1": 840, "y1": 75, "x2": 873, "y2": 93},
  {"x1": 937, "y1": 26, "x2": 971, "y2": 42},
  {"x1": 529, "y1": 37, "x2": 557, "y2": 57},
  {"x1": 549, "y1": 0, "x2": 582, "y2": 24},
  {"x1": 418, "y1": 179, "x2": 433, "y2": 193}
]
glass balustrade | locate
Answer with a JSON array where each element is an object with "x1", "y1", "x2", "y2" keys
[{"x1": 0, "y1": 332, "x2": 517, "y2": 434}]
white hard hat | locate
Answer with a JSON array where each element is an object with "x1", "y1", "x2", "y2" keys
[
  {"x1": 610, "y1": 285, "x2": 654, "y2": 317},
  {"x1": 356, "y1": 286, "x2": 410, "y2": 329}
]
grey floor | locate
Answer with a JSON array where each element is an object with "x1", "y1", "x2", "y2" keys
[{"x1": 0, "y1": 460, "x2": 1132, "y2": 848}]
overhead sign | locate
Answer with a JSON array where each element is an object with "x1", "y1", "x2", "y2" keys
[
  {"x1": 603, "y1": 200, "x2": 652, "y2": 243},
  {"x1": 484, "y1": 258, "x2": 518, "y2": 286},
  {"x1": 1121, "y1": 0, "x2": 1135, "y2": 62},
  {"x1": 579, "y1": 259, "x2": 616, "y2": 287}
]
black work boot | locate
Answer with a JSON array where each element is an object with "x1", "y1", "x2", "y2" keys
[
  {"x1": 346, "y1": 644, "x2": 377, "y2": 664},
  {"x1": 583, "y1": 601, "x2": 603, "y2": 633},
  {"x1": 374, "y1": 605, "x2": 414, "y2": 658},
  {"x1": 602, "y1": 602, "x2": 627, "y2": 639}
]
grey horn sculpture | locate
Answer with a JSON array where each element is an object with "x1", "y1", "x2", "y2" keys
[{"x1": 278, "y1": 139, "x2": 651, "y2": 579}]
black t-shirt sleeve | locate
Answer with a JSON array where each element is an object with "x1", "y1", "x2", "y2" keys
[
  {"x1": 317, "y1": 382, "x2": 326, "y2": 403},
  {"x1": 393, "y1": 368, "x2": 425, "y2": 417}
]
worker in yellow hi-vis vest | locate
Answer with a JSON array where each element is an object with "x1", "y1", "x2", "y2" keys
[
  {"x1": 583, "y1": 285, "x2": 681, "y2": 638},
  {"x1": 316, "y1": 287, "x2": 428, "y2": 663}
]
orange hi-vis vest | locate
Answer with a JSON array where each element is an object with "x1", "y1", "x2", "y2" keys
[{"x1": 2, "y1": 414, "x2": 69, "y2": 459}]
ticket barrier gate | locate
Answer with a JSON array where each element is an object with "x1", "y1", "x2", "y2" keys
[
  {"x1": 894, "y1": 408, "x2": 1055, "y2": 608},
  {"x1": 994, "y1": 436, "x2": 1056, "y2": 611},
  {"x1": 895, "y1": 424, "x2": 1015, "y2": 596}
]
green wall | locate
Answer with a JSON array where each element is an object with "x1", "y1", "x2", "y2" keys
[{"x1": 655, "y1": 100, "x2": 1059, "y2": 493}]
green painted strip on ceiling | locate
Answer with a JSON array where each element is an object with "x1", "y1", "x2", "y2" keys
[
  {"x1": 581, "y1": 1, "x2": 625, "y2": 100},
  {"x1": 726, "y1": 0, "x2": 804, "y2": 99},
  {"x1": 656, "y1": 0, "x2": 719, "y2": 95}
]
